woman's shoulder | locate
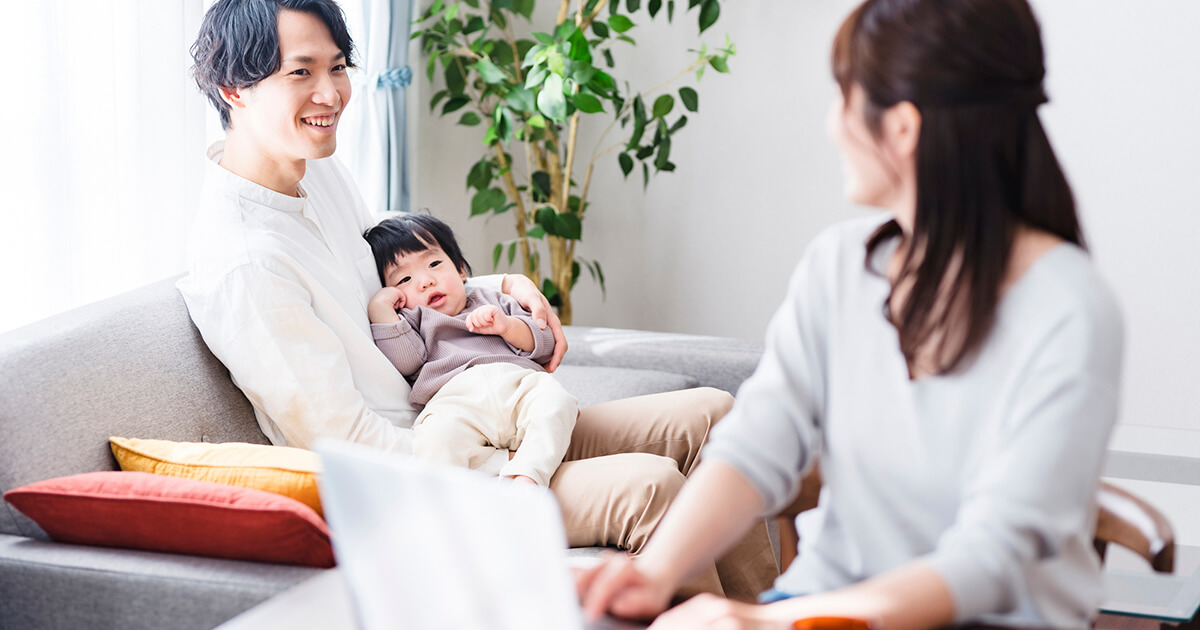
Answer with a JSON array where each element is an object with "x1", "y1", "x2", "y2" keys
[{"x1": 1006, "y1": 242, "x2": 1124, "y2": 348}]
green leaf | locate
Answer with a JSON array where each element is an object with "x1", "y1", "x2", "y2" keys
[
  {"x1": 669, "y1": 114, "x2": 688, "y2": 133},
  {"x1": 441, "y1": 95, "x2": 471, "y2": 115},
  {"x1": 603, "y1": 49, "x2": 615, "y2": 68},
  {"x1": 655, "y1": 135, "x2": 672, "y2": 170},
  {"x1": 476, "y1": 58, "x2": 507, "y2": 83},
  {"x1": 445, "y1": 58, "x2": 467, "y2": 93},
  {"x1": 648, "y1": 0, "x2": 662, "y2": 17},
  {"x1": 505, "y1": 87, "x2": 537, "y2": 112},
  {"x1": 570, "y1": 62, "x2": 597, "y2": 86},
  {"x1": 458, "y1": 111, "x2": 482, "y2": 126},
  {"x1": 626, "y1": 0, "x2": 640, "y2": 12},
  {"x1": 527, "y1": 114, "x2": 546, "y2": 128},
  {"x1": 619, "y1": 152, "x2": 634, "y2": 177},
  {"x1": 424, "y1": 0, "x2": 445, "y2": 20},
  {"x1": 463, "y1": 16, "x2": 486, "y2": 34},
  {"x1": 532, "y1": 32, "x2": 555, "y2": 46},
  {"x1": 710, "y1": 55, "x2": 730, "y2": 73},
  {"x1": 483, "y1": 124, "x2": 499, "y2": 145},
  {"x1": 592, "y1": 21, "x2": 610, "y2": 38},
  {"x1": 698, "y1": 0, "x2": 719, "y2": 32},
  {"x1": 537, "y1": 73, "x2": 568, "y2": 120},
  {"x1": 526, "y1": 225, "x2": 546, "y2": 239},
  {"x1": 592, "y1": 260, "x2": 607, "y2": 297},
  {"x1": 444, "y1": 1, "x2": 460, "y2": 22},
  {"x1": 571, "y1": 260, "x2": 581, "y2": 288},
  {"x1": 668, "y1": 0, "x2": 675, "y2": 20},
  {"x1": 547, "y1": 49, "x2": 566, "y2": 76},
  {"x1": 635, "y1": 145, "x2": 655, "y2": 160},
  {"x1": 507, "y1": 241, "x2": 517, "y2": 267},
  {"x1": 541, "y1": 278, "x2": 561, "y2": 307},
  {"x1": 642, "y1": 162, "x2": 650, "y2": 190},
  {"x1": 514, "y1": 0, "x2": 536, "y2": 19},
  {"x1": 617, "y1": 34, "x2": 637, "y2": 45},
  {"x1": 430, "y1": 89, "x2": 450, "y2": 111},
  {"x1": 492, "y1": 242, "x2": 503, "y2": 269},
  {"x1": 572, "y1": 93, "x2": 604, "y2": 113},
  {"x1": 524, "y1": 65, "x2": 549, "y2": 90},
  {"x1": 466, "y1": 158, "x2": 494, "y2": 191},
  {"x1": 679, "y1": 86, "x2": 698, "y2": 112},
  {"x1": 531, "y1": 171, "x2": 551, "y2": 200},
  {"x1": 652, "y1": 94, "x2": 674, "y2": 118},
  {"x1": 471, "y1": 187, "x2": 507, "y2": 216},
  {"x1": 535, "y1": 207, "x2": 582, "y2": 240},
  {"x1": 463, "y1": 0, "x2": 479, "y2": 8},
  {"x1": 567, "y1": 27, "x2": 592, "y2": 62},
  {"x1": 608, "y1": 15, "x2": 634, "y2": 33}
]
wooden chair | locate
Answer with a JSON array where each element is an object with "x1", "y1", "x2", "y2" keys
[{"x1": 776, "y1": 471, "x2": 1175, "y2": 574}]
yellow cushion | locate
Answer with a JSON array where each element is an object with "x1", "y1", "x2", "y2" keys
[{"x1": 109, "y1": 437, "x2": 324, "y2": 517}]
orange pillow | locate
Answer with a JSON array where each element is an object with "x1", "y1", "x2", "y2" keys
[{"x1": 3, "y1": 471, "x2": 334, "y2": 568}]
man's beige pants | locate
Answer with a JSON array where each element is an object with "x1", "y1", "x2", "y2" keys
[{"x1": 548, "y1": 387, "x2": 779, "y2": 602}]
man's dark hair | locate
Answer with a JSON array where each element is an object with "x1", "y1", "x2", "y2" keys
[
  {"x1": 363, "y1": 213, "x2": 474, "y2": 286},
  {"x1": 190, "y1": 0, "x2": 357, "y2": 130}
]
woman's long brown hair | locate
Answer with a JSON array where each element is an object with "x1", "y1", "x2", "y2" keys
[{"x1": 833, "y1": 0, "x2": 1083, "y2": 374}]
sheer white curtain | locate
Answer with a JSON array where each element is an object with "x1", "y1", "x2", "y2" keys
[
  {"x1": 0, "y1": 1, "x2": 211, "y2": 333},
  {"x1": 336, "y1": 0, "x2": 415, "y2": 217}
]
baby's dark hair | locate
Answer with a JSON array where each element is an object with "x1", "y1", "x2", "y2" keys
[{"x1": 363, "y1": 213, "x2": 473, "y2": 285}]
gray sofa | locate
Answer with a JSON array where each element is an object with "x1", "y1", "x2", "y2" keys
[{"x1": 0, "y1": 276, "x2": 764, "y2": 629}]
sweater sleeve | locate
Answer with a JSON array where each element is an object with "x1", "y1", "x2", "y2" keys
[
  {"x1": 701, "y1": 236, "x2": 831, "y2": 516},
  {"x1": 923, "y1": 282, "x2": 1124, "y2": 622},
  {"x1": 371, "y1": 311, "x2": 427, "y2": 377},
  {"x1": 488, "y1": 289, "x2": 556, "y2": 362}
]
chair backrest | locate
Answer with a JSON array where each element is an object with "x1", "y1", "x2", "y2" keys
[
  {"x1": 1093, "y1": 480, "x2": 1175, "y2": 573},
  {"x1": 775, "y1": 471, "x2": 1175, "y2": 575}
]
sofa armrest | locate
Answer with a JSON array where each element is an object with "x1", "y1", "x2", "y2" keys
[{"x1": 561, "y1": 326, "x2": 764, "y2": 396}]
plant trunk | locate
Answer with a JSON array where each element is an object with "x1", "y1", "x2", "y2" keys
[{"x1": 549, "y1": 234, "x2": 574, "y2": 325}]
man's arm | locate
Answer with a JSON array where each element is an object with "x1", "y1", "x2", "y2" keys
[{"x1": 181, "y1": 263, "x2": 416, "y2": 452}]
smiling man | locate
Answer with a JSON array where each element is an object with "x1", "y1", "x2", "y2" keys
[{"x1": 177, "y1": 0, "x2": 777, "y2": 601}]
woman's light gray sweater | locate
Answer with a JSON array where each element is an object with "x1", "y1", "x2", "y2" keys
[{"x1": 704, "y1": 216, "x2": 1124, "y2": 628}]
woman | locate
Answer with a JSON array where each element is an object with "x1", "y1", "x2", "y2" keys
[{"x1": 576, "y1": 0, "x2": 1123, "y2": 628}]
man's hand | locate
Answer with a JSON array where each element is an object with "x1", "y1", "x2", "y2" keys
[
  {"x1": 465, "y1": 305, "x2": 510, "y2": 336},
  {"x1": 367, "y1": 287, "x2": 405, "y2": 324},
  {"x1": 501, "y1": 274, "x2": 567, "y2": 371}
]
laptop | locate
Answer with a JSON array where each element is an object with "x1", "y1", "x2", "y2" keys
[{"x1": 315, "y1": 439, "x2": 648, "y2": 630}]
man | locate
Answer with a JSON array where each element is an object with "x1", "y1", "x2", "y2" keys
[{"x1": 179, "y1": 0, "x2": 775, "y2": 600}]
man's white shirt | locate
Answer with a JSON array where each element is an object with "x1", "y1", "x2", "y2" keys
[{"x1": 178, "y1": 143, "x2": 504, "y2": 467}]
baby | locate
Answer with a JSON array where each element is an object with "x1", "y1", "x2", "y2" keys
[{"x1": 363, "y1": 213, "x2": 577, "y2": 487}]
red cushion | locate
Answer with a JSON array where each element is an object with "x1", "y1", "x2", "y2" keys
[{"x1": 3, "y1": 471, "x2": 334, "y2": 568}]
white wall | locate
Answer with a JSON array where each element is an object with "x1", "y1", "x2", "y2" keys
[{"x1": 409, "y1": 1, "x2": 1200, "y2": 434}]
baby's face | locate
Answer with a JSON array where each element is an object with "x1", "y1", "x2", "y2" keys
[{"x1": 382, "y1": 246, "x2": 467, "y2": 316}]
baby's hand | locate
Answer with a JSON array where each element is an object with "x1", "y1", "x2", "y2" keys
[
  {"x1": 466, "y1": 305, "x2": 509, "y2": 336},
  {"x1": 367, "y1": 287, "x2": 406, "y2": 324}
]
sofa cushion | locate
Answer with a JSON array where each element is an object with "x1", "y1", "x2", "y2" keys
[
  {"x1": 3, "y1": 471, "x2": 334, "y2": 568},
  {"x1": 110, "y1": 437, "x2": 324, "y2": 517},
  {"x1": 0, "y1": 277, "x2": 266, "y2": 539},
  {"x1": 551, "y1": 365, "x2": 698, "y2": 408}
]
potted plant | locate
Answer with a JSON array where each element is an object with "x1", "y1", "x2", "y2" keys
[{"x1": 413, "y1": 0, "x2": 734, "y2": 324}]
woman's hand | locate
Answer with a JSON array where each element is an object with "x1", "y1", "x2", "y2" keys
[
  {"x1": 576, "y1": 552, "x2": 674, "y2": 623},
  {"x1": 501, "y1": 274, "x2": 567, "y2": 371},
  {"x1": 648, "y1": 594, "x2": 787, "y2": 630}
]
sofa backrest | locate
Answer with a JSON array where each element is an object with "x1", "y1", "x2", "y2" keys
[{"x1": 0, "y1": 276, "x2": 266, "y2": 539}]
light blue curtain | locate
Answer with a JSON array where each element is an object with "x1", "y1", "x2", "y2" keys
[{"x1": 344, "y1": 0, "x2": 414, "y2": 215}]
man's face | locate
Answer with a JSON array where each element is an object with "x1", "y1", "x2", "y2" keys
[
  {"x1": 230, "y1": 9, "x2": 351, "y2": 163},
  {"x1": 383, "y1": 245, "x2": 469, "y2": 317}
]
